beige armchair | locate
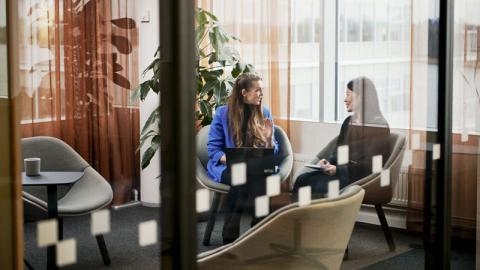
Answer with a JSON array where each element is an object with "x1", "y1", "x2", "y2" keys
[
  {"x1": 197, "y1": 185, "x2": 365, "y2": 270},
  {"x1": 292, "y1": 133, "x2": 406, "y2": 251}
]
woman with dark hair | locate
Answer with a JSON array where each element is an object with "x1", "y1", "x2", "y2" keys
[
  {"x1": 293, "y1": 76, "x2": 391, "y2": 198},
  {"x1": 207, "y1": 73, "x2": 279, "y2": 243}
]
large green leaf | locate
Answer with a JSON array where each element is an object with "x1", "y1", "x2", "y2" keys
[
  {"x1": 139, "y1": 81, "x2": 151, "y2": 101},
  {"x1": 197, "y1": 9, "x2": 208, "y2": 25},
  {"x1": 200, "y1": 79, "x2": 220, "y2": 97},
  {"x1": 141, "y1": 146, "x2": 157, "y2": 170},
  {"x1": 231, "y1": 61, "x2": 245, "y2": 78},
  {"x1": 214, "y1": 80, "x2": 227, "y2": 104},
  {"x1": 202, "y1": 9, "x2": 218, "y2": 21},
  {"x1": 141, "y1": 108, "x2": 160, "y2": 135},
  {"x1": 151, "y1": 134, "x2": 161, "y2": 150},
  {"x1": 142, "y1": 58, "x2": 160, "y2": 77},
  {"x1": 198, "y1": 99, "x2": 212, "y2": 117},
  {"x1": 195, "y1": 24, "x2": 206, "y2": 44}
]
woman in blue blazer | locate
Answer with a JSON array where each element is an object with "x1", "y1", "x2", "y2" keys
[{"x1": 207, "y1": 73, "x2": 279, "y2": 243}]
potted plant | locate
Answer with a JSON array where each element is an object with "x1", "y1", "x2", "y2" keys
[{"x1": 133, "y1": 8, "x2": 254, "y2": 169}]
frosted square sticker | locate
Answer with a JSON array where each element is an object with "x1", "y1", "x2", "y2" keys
[
  {"x1": 403, "y1": 150, "x2": 412, "y2": 167},
  {"x1": 337, "y1": 145, "x2": 349, "y2": 165},
  {"x1": 381, "y1": 169, "x2": 391, "y2": 187},
  {"x1": 372, "y1": 155, "x2": 383, "y2": 173},
  {"x1": 433, "y1": 144, "x2": 441, "y2": 160},
  {"x1": 298, "y1": 186, "x2": 311, "y2": 207},
  {"x1": 91, "y1": 209, "x2": 110, "y2": 236},
  {"x1": 255, "y1": 196, "x2": 269, "y2": 218},
  {"x1": 231, "y1": 162, "x2": 247, "y2": 186},
  {"x1": 266, "y1": 175, "x2": 281, "y2": 197},
  {"x1": 328, "y1": 180, "x2": 340, "y2": 198},
  {"x1": 37, "y1": 219, "x2": 57, "y2": 247},
  {"x1": 139, "y1": 220, "x2": 158, "y2": 247},
  {"x1": 461, "y1": 129, "x2": 469, "y2": 143},
  {"x1": 56, "y1": 239, "x2": 77, "y2": 267},
  {"x1": 196, "y1": 189, "x2": 210, "y2": 213},
  {"x1": 411, "y1": 133, "x2": 421, "y2": 150}
]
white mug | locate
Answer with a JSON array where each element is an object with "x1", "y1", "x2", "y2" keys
[{"x1": 24, "y1": 158, "x2": 41, "y2": 176}]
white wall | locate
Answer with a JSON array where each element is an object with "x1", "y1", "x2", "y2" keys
[{"x1": 136, "y1": 0, "x2": 160, "y2": 206}]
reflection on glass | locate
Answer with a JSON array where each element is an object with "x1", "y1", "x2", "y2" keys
[
  {"x1": 293, "y1": 77, "x2": 391, "y2": 199},
  {"x1": 18, "y1": 0, "x2": 161, "y2": 269}
]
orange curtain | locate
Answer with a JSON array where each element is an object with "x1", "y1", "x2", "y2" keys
[{"x1": 18, "y1": 0, "x2": 140, "y2": 204}]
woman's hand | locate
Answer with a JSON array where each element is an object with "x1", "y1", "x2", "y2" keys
[
  {"x1": 317, "y1": 158, "x2": 330, "y2": 167},
  {"x1": 220, "y1": 155, "x2": 227, "y2": 165},
  {"x1": 324, "y1": 164, "x2": 336, "y2": 176},
  {"x1": 261, "y1": 119, "x2": 274, "y2": 147}
]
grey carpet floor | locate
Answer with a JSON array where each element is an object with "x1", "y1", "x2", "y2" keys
[
  {"x1": 24, "y1": 206, "x2": 161, "y2": 270},
  {"x1": 24, "y1": 206, "x2": 473, "y2": 270}
]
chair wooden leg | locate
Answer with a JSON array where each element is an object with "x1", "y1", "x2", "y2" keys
[
  {"x1": 375, "y1": 204, "x2": 395, "y2": 252},
  {"x1": 96, "y1": 235, "x2": 111, "y2": 265},
  {"x1": 203, "y1": 192, "x2": 221, "y2": 246}
]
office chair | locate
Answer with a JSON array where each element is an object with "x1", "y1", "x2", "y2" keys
[
  {"x1": 293, "y1": 133, "x2": 406, "y2": 252},
  {"x1": 22, "y1": 136, "x2": 113, "y2": 265},
  {"x1": 197, "y1": 124, "x2": 293, "y2": 245}
]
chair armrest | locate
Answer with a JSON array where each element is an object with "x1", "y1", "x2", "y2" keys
[
  {"x1": 196, "y1": 159, "x2": 230, "y2": 193},
  {"x1": 277, "y1": 154, "x2": 293, "y2": 183}
]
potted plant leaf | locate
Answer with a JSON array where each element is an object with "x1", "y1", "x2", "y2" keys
[{"x1": 133, "y1": 7, "x2": 254, "y2": 170}]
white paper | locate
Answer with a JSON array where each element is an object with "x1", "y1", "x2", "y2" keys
[
  {"x1": 266, "y1": 175, "x2": 281, "y2": 197},
  {"x1": 337, "y1": 145, "x2": 349, "y2": 165},
  {"x1": 255, "y1": 196, "x2": 269, "y2": 218},
  {"x1": 372, "y1": 155, "x2": 383, "y2": 173},
  {"x1": 298, "y1": 186, "x2": 312, "y2": 207},
  {"x1": 328, "y1": 180, "x2": 340, "y2": 198},
  {"x1": 56, "y1": 239, "x2": 77, "y2": 267},
  {"x1": 433, "y1": 144, "x2": 441, "y2": 160},
  {"x1": 231, "y1": 162, "x2": 247, "y2": 186},
  {"x1": 139, "y1": 220, "x2": 158, "y2": 246},
  {"x1": 91, "y1": 209, "x2": 110, "y2": 236},
  {"x1": 381, "y1": 169, "x2": 391, "y2": 187},
  {"x1": 37, "y1": 219, "x2": 58, "y2": 247},
  {"x1": 196, "y1": 189, "x2": 210, "y2": 213}
]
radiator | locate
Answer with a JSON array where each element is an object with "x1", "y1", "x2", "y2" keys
[{"x1": 292, "y1": 153, "x2": 409, "y2": 207}]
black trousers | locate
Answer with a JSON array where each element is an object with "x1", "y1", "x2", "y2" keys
[
  {"x1": 221, "y1": 169, "x2": 267, "y2": 243},
  {"x1": 292, "y1": 171, "x2": 350, "y2": 199}
]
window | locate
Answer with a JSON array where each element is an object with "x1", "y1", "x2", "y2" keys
[{"x1": 336, "y1": 0, "x2": 412, "y2": 128}]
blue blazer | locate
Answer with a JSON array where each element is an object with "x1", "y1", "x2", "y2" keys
[{"x1": 207, "y1": 105, "x2": 280, "y2": 182}]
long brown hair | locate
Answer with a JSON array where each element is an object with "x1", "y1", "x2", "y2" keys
[{"x1": 227, "y1": 73, "x2": 267, "y2": 147}]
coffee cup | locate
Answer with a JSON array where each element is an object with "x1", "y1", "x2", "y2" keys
[{"x1": 24, "y1": 158, "x2": 41, "y2": 176}]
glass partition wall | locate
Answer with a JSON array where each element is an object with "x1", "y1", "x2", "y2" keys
[
  {"x1": 194, "y1": 0, "x2": 474, "y2": 269},
  {"x1": 2, "y1": 0, "x2": 479, "y2": 269},
  {"x1": 11, "y1": 0, "x2": 162, "y2": 269}
]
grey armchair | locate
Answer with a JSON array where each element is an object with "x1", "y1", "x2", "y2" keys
[
  {"x1": 197, "y1": 185, "x2": 365, "y2": 270},
  {"x1": 197, "y1": 124, "x2": 293, "y2": 245},
  {"x1": 292, "y1": 133, "x2": 406, "y2": 251},
  {"x1": 22, "y1": 136, "x2": 113, "y2": 265}
]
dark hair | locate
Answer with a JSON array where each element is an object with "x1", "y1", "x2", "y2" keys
[
  {"x1": 346, "y1": 76, "x2": 387, "y2": 127},
  {"x1": 227, "y1": 73, "x2": 266, "y2": 147}
]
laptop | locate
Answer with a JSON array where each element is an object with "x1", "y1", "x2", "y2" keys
[{"x1": 224, "y1": 147, "x2": 276, "y2": 175}]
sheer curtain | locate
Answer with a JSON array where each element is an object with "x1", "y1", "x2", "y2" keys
[
  {"x1": 18, "y1": 0, "x2": 140, "y2": 204},
  {"x1": 199, "y1": 0, "x2": 292, "y2": 133}
]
